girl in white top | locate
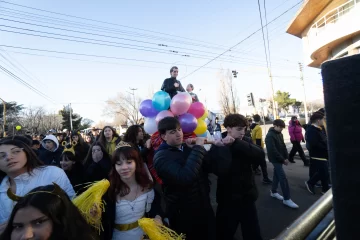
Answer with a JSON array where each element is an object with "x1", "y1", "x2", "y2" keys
[
  {"x1": 0, "y1": 136, "x2": 75, "y2": 232},
  {"x1": 101, "y1": 141, "x2": 162, "y2": 240}
]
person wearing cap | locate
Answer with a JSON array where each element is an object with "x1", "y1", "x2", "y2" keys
[
  {"x1": 39, "y1": 134, "x2": 63, "y2": 166},
  {"x1": 304, "y1": 112, "x2": 330, "y2": 195},
  {"x1": 186, "y1": 84, "x2": 199, "y2": 103}
]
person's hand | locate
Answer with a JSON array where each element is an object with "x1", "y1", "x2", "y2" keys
[
  {"x1": 195, "y1": 137, "x2": 206, "y2": 146},
  {"x1": 214, "y1": 139, "x2": 225, "y2": 147},
  {"x1": 185, "y1": 138, "x2": 196, "y2": 148},
  {"x1": 154, "y1": 215, "x2": 163, "y2": 225},
  {"x1": 222, "y1": 136, "x2": 235, "y2": 145},
  {"x1": 145, "y1": 139, "x2": 151, "y2": 149},
  {"x1": 283, "y1": 159, "x2": 289, "y2": 166},
  {"x1": 174, "y1": 82, "x2": 179, "y2": 88}
]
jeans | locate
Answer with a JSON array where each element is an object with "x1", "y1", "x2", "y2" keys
[
  {"x1": 271, "y1": 162, "x2": 291, "y2": 200},
  {"x1": 308, "y1": 160, "x2": 330, "y2": 192},
  {"x1": 216, "y1": 200, "x2": 262, "y2": 240},
  {"x1": 289, "y1": 141, "x2": 307, "y2": 163}
]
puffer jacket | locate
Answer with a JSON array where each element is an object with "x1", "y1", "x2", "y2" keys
[
  {"x1": 288, "y1": 120, "x2": 304, "y2": 142},
  {"x1": 265, "y1": 127, "x2": 288, "y2": 163},
  {"x1": 153, "y1": 143, "x2": 210, "y2": 208}
]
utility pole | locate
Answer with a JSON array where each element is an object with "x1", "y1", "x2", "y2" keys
[
  {"x1": 69, "y1": 103, "x2": 73, "y2": 131},
  {"x1": 299, "y1": 63, "x2": 309, "y2": 123},
  {"x1": 268, "y1": 70, "x2": 277, "y2": 119},
  {"x1": 0, "y1": 98, "x2": 6, "y2": 137},
  {"x1": 129, "y1": 88, "x2": 138, "y2": 124}
]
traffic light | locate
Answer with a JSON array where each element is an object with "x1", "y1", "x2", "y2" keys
[
  {"x1": 247, "y1": 93, "x2": 255, "y2": 106},
  {"x1": 232, "y1": 70, "x2": 238, "y2": 78}
]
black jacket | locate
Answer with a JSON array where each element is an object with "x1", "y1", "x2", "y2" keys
[
  {"x1": 265, "y1": 127, "x2": 288, "y2": 163},
  {"x1": 154, "y1": 143, "x2": 210, "y2": 208},
  {"x1": 74, "y1": 144, "x2": 90, "y2": 162},
  {"x1": 65, "y1": 162, "x2": 85, "y2": 193},
  {"x1": 305, "y1": 125, "x2": 328, "y2": 159},
  {"x1": 217, "y1": 133, "x2": 263, "y2": 204},
  {"x1": 84, "y1": 157, "x2": 112, "y2": 182},
  {"x1": 161, "y1": 77, "x2": 185, "y2": 98},
  {"x1": 39, "y1": 147, "x2": 63, "y2": 166}
]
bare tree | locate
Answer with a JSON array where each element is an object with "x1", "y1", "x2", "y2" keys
[
  {"x1": 104, "y1": 92, "x2": 142, "y2": 125},
  {"x1": 218, "y1": 69, "x2": 240, "y2": 115},
  {"x1": 19, "y1": 106, "x2": 62, "y2": 134}
]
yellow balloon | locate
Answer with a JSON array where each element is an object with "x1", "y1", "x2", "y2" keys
[
  {"x1": 194, "y1": 119, "x2": 207, "y2": 135},
  {"x1": 199, "y1": 109, "x2": 208, "y2": 120},
  {"x1": 15, "y1": 126, "x2": 22, "y2": 131}
]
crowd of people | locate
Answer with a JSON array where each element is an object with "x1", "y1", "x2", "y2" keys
[{"x1": 0, "y1": 67, "x2": 329, "y2": 240}]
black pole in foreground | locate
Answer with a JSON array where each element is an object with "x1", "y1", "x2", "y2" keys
[{"x1": 322, "y1": 54, "x2": 360, "y2": 239}]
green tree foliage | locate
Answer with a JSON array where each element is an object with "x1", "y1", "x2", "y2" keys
[
  {"x1": 274, "y1": 91, "x2": 296, "y2": 111},
  {"x1": 60, "y1": 106, "x2": 82, "y2": 130}
]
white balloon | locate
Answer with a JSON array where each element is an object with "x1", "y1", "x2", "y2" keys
[{"x1": 144, "y1": 117, "x2": 158, "y2": 135}]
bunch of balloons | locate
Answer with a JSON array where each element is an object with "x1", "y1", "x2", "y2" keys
[{"x1": 140, "y1": 91, "x2": 208, "y2": 136}]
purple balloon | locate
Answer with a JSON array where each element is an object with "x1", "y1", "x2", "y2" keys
[
  {"x1": 140, "y1": 99, "x2": 159, "y2": 118},
  {"x1": 178, "y1": 113, "x2": 197, "y2": 133}
]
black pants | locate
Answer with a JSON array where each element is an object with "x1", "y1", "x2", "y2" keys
[
  {"x1": 216, "y1": 200, "x2": 262, "y2": 240},
  {"x1": 308, "y1": 160, "x2": 330, "y2": 192},
  {"x1": 167, "y1": 204, "x2": 216, "y2": 240},
  {"x1": 289, "y1": 141, "x2": 307, "y2": 163},
  {"x1": 252, "y1": 156, "x2": 269, "y2": 179}
]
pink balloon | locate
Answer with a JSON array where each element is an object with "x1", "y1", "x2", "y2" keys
[
  {"x1": 188, "y1": 102, "x2": 205, "y2": 119},
  {"x1": 155, "y1": 110, "x2": 174, "y2": 123},
  {"x1": 170, "y1": 92, "x2": 192, "y2": 115}
]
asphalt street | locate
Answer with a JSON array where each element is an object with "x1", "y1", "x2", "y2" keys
[{"x1": 209, "y1": 129, "x2": 322, "y2": 240}]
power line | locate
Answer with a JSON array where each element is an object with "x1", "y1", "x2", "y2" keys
[
  {"x1": 1, "y1": 45, "x2": 287, "y2": 74},
  {"x1": 0, "y1": 27, "x2": 295, "y2": 68},
  {"x1": 257, "y1": 0, "x2": 270, "y2": 69},
  {"x1": 0, "y1": 17, "x2": 295, "y2": 66},
  {"x1": 0, "y1": 49, "x2": 46, "y2": 88},
  {"x1": 0, "y1": 64, "x2": 55, "y2": 103},
  {"x1": 263, "y1": 0, "x2": 272, "y2": 69},
  {"x1": 180, "y1": 0, "x2": 302, "y2": 79},
  {"x1": 0, "y1": 1, "x2": 228, "y2": 49},
  {"x1": 0, "y1": 6, "x2": 299, "y2": 63}
]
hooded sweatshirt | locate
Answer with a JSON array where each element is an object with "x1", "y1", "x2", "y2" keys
[
  {"x1": 105, "y1": 136, "x2": 120, "y2": 156},
  {"x1": 39, "y1": 135, "x2": 63, "y2": 166}
]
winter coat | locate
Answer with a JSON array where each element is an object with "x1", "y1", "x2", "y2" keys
[
  {"x1": 251, "y1": 124, "x2": 264, "y2": 148},
  {"x1": 288, "y1": 120, "x2": 304, "y2": 142},
  {"x1": 217, "y1": 133, "x2": 263, "y2": 204},
  {"x1": 39, "y1": 135, "x2": 63, "y2": 166},
  {"x1": 84, "y1": 156, "x2": 112, "y2": 182},
  {"x1": 154, "y1": 143, "x2": 211, "y2": 208},
  {"x1": 305, "y1": 125, "x2": 328, "y2": 160},
  {"x1": 74, "y1": 143, "x2": 90, "y2": 162},
  {"x1": 64, "y1": 162, "x2": 86, "y2": 193},
  {"x1": 265, "y1": 127, "x2": 288, "y2": 163},
  {"x1": 160, "y1": 77, "x2": 185, "y2": 99}
]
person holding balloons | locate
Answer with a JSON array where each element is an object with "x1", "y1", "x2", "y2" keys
[
  {"x1": 161, "y1": 66, "x2": 185, "y2": 99},
  {"x1": 153, "y1": 117, "x2": 216, "y2": 240}
]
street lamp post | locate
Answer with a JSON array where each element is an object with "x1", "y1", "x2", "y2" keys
[{"x1": 0, "y1": 98, "x2": 6, "y2": 137}]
